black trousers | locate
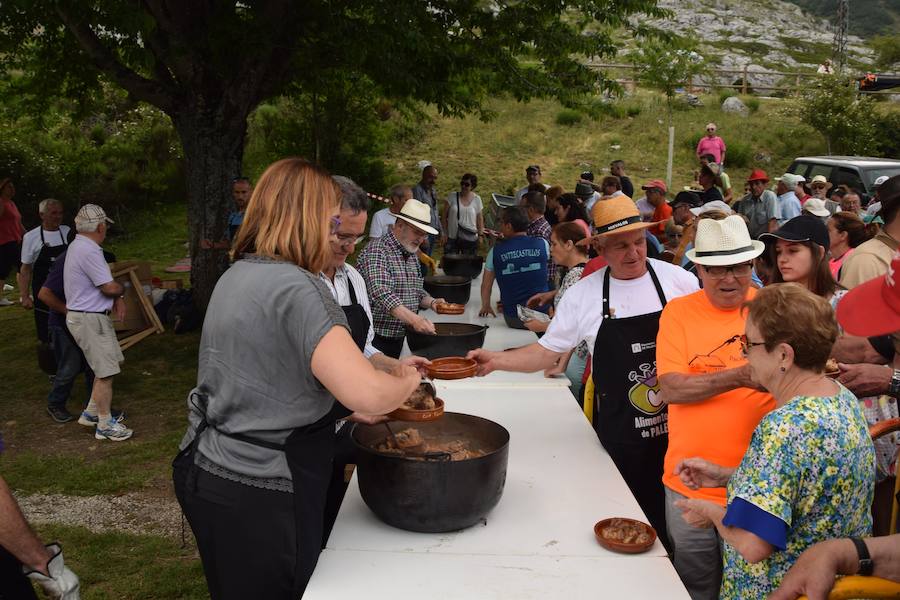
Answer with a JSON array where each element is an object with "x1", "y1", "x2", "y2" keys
[
  {"x1": 0, "y1": 546, "x2": 37, "y2": 600},
  {"x1": 173, "y1": 464, "x2": 301, "y2": 600},
  {"x1": 372, "y1": 334, "x2": 405, "y2": 359}
]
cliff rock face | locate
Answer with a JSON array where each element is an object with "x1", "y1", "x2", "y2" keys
[{"x1": 637, "y1": 0, "x2": 874, "y2": 90}]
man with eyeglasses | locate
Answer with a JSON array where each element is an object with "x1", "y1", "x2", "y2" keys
[
  {"x1": 320, "y1": 176, "x2": 430, "y2": 542},
  {"x1": 469, "y1": 196, "x2": 699, "y2": 551},
  {"x1": 358, "y1": 198, "x2": 444, "y2": 359},
  {"x1": 656, "y1": 215, "x2": 775, "y2": 599}
]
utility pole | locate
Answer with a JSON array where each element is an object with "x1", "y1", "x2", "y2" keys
[{"x1": 832, "y1": 0, "x2": 849, "y2": 74}]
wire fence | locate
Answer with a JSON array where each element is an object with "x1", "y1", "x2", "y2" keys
[{"x1": 586, "y1": 62, "x2": 900, "y2": 96}]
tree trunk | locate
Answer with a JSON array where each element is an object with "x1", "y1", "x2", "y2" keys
[{"x1": 172, "y1": 112, "x2": 246, "y2": 310}]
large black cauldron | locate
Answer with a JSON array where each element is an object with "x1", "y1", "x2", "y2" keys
[
  {"x1": 352, "y1": 412, "x2": 510, "y2": 533},
  {"x1": 441, "y1": 253, "x2": 484, "y2": 280},
  {"x1": 406, "y1": 322, "x2": 487, "y2": 359},
  {"x1": 423, "y1": 275, "x2": 471, "y2": 306}
]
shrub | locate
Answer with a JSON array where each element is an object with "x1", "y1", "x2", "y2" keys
[
  {"x1": 555, "y1": 108, "x2": 583, "y2": 126},
  {"x1": 718, "y1": 89, "x2": 737, "y2": 105},
  {"x1": 726, "y1": 140, "x2": 752, "y2": 168},
  {"x1": 626, "y1": 104, "x2": 642, "y2": 118},
  {"x1": 745, "y1": 97, "x2": 760, "y2": 113}
]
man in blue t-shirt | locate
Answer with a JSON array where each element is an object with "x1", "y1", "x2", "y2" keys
[{"x1": 478, "y1": 206, "x2": 549, "y2": 329}]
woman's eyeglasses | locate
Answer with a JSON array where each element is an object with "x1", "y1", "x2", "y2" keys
[
  {"x1": 460, "y1": 181, "x2": 472, "y2": 188},
  {"x1": 703, "y1": 263, "x2": 753, "y2": 279},
  {"x1": 739, "y1": 334, "x2": 766, "y2": 356}
]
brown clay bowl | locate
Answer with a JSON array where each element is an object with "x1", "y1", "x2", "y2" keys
[
  {"x1": 435, "y1": 302, "x2": 466, "y2": 315},
  {"x1": 593, "y1": 518, "x2": 657, "y2": 554},
  {"x1": 427, "y1": 357, "x2": 478, "y2": 380},
  {"x1": 388, "y1": 397, "x2": 445, "y2": 422}
]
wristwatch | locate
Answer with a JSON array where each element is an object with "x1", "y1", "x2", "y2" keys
[
  {"x1": 890, "y1": 368, "x2": 900, "y2": 398},
  {"x1": 851, "y1": 537, "x2": 874, "y2": 576}
]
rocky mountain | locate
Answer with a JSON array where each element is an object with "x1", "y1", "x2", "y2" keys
[
  {"x1": 639, "y1": 0, "x2": 876, "y2": 90},
  {"x1": 785, "y1": 0, "x2": 900, "y2": 38}
]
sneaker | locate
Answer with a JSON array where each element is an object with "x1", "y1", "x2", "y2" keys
[
  {"x1": 47, "y1": 406, "x2": 75, "y2": 423},
  {"x1": 78, "y1": 409, "x2": 125, "y2": 427},
  {"x1": 95, "y1": 420, "x2": 133, "y2": 441},
  {"x1": 0, "y1": 298, "x2": 12, "y2": 306}
]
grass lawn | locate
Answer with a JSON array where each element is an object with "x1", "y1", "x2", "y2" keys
[{"x1": 0, "y1": 91, "x2": 837, "y2": 598}]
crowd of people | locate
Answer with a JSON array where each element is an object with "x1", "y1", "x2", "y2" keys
[{"x1": 1, "y1": 122, "x2": 900, "y2": 598}]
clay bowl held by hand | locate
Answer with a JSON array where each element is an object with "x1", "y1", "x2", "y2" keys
[
  {"x1": 427, "y1": 357, "x2": 478, "y2": 380},
  {"x1": 435, "y1": 302, "x2": 465, "y2": 315},
  {"x1": 423, "y1": 275, "x2": 471, "y2": 306},
  {"x1": 594, "y1": 518, "x2": 657, "y2": 554},
  {"x1": 388, "y1": 397, "x2": 445, "y2": 422}
]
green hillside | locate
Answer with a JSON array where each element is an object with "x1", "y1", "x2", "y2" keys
[{"x1": 786, "y1": 0, "x2": 900, "y2": 37}]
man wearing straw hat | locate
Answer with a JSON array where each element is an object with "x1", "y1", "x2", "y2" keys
[
  {"x1": 656, "y1": 215, "x2": 775, "y2": 599},
  {"x1": 467, "y1": 196, "x2": 699, "y2": 549},
  {"x1": 357, "y1": 198, "x2": 444, "y2": 359}
]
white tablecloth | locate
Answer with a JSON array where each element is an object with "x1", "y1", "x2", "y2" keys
[{"x1": 305, "y1": 385, "x2": 689, "y2": 599}]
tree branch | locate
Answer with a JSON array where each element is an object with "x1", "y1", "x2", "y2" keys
[{"x1": 56, "y1": 6, "x2": 176, "y2": 113}]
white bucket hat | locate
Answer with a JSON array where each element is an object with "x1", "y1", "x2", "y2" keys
[
  {"x1": 685, "y1": 215, "x2": 765, "y2": 266},
  {"x1": 395, "y1": 199, "x2": 438, "y2": 235},
  {"x1": 802, "y1": 197, "x2": 831, "y2": 218}
]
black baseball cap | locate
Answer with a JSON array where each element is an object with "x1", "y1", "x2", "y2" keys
[
  {"x1": 668, "y1": 190, "x2": 702, "y2": 209},
  {"x1": 526, "y1": 165, "x2": 541, "y2": 174},
  {"x1": 759, "y1": 215, "x2": 829, "y2": 250},
  {"x1": 580, "y1": 171, "x2": 594, "y2": 181}
]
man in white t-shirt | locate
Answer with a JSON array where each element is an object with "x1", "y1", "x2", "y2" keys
[
  {"x1": 468, "y1": 196, "x2": 698, "y2": 550},
  {"x1": 369, "y1": 184, "x2": 412, "y2": 239},
  {"x1": 514, "y1": 165, "x2": 550, "y2": 201},
  {"x1": 18, "y1": 198, "x2": 70, "y2": 343}
]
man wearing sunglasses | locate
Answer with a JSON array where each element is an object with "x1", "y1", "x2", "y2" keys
[{"x1": 656, "y1": 215, "x2": 774, "y2": 599}]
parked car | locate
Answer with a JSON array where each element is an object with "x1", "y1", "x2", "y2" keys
[{"x1": 787, "y1": 156, "x2": 900, "y2": 203}]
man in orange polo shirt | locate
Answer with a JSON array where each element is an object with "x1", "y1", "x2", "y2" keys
[
  {"x1": 643, "y1": 179, "x2": 671, "y2": 242},
  {"x1": 656, "y1": 215, "x2": 775, "y2": 600}
]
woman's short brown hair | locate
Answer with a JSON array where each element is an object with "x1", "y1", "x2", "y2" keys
[
  {"x1": 830, "y1": 211, "x2": 871, "y2": 248},
  {"x1": 233, "y1": 157, "x2": 339, "y2": 273},
  {"x1": 743, "y1": 283, "x2": 838, "y2": 372},
  {"x1": 552, "y1": 221, "x2": 588, "y2": 255}
]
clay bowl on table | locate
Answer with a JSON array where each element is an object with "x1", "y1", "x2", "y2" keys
[
  {"x1": 435, "y1": 302, "x2": 465, "y2": 315},
  {"x1": 427, "y1": 357, "x2": 478, "y2": 380},
  {"x1": 593, "y1": 518, "x2": 657, "y2": 554},
  {"x1": 387, "y1": 397, "x2": 445, "y2": 422}
]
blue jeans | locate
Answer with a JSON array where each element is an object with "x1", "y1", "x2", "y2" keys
[{"x1": 47, "y1": 324, "x2": 95, "y2": 409}]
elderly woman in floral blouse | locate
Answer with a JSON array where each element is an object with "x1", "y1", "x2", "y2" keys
[{"x1": 672, "y1": 283, "x2": 875, "y2": 599}]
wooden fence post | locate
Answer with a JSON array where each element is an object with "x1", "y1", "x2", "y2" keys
[{"x1": 741, "y1": 65, "x2": 748, "y2": 94}]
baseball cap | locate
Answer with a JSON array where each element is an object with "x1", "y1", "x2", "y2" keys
[
  {"x1": 669, "y1": 190, "x2": 702, "y2": 209},
  {"x1": 874, "y1": 175, "x2": 890, "y2": 188},
  {"x1": 640, "y1": 179, "x2": 668, "y2": 193},
  {"x1": 74, "y1": 204, "x2": 114, "y2": 225},
  {"x1": 759, "y1": 215, "x2": 829, "y2": 250},
  {"x1": 776, "y1": 173, "x2": 805, "y2": 187},
  {"x1": 580, "y1": 171, "x2": 594, "y2": 181},
  {"x1": 526, "y1": 165, "x2": 541, "y2": 174},
  {"x1": 837, "y1": 251, "x2": 900, "y2": 336},
  {"x1": 802, "y1": 197, "x2": 831, "y2": 218}
]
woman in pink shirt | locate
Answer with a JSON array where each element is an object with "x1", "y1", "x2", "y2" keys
[
  {"x1": 696, "y1": 122, "x2": 727, "y2": 164},
  {"x1": 827, "y1": 211, "x2": 872, "y2": 279}
]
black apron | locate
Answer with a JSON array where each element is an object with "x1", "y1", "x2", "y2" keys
[
  {"x1": 174, "y1": 392, "x2": 351, "y2": 597},
  {"x1": 322, "y1": 274, "x2": 372, "y2": 545},
  {"x1": 591, "y1": 262, "x2": 671, "y2": 550},
  {"x1": 32, "y1": 229, "x2": 67, "y2": 344}
]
